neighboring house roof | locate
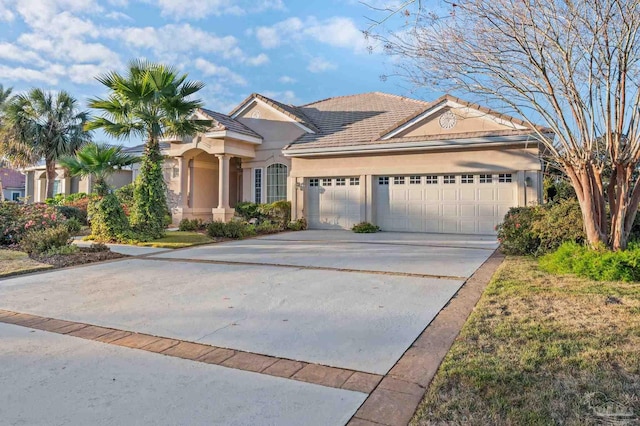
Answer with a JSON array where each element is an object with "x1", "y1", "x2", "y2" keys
[
  {"x1": 229, "y1": 93, "x2": 320, "y2": 133},
  {"x1": 281, "y1": 92, "x2": 550, "y2": 151},
  {"x1": 122, "y1": 142, "x2": 171, "y2": 155},
  {"x1": 0, "y1": 168, "x2": 25, "y2": 189},
  {"x1": 199, "y1": 108, "x2": 262, "y2": 139}
]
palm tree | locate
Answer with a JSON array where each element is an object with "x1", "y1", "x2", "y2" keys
[
  {"x1": 0, "y1": 89, "x2": 92, "y2": 198},
  {"x1": 86, "y1": 59, "x2": 210, "y2": 237},
  {"x1": 59, "y1": 143, "x2": 140, "y2": 196}
]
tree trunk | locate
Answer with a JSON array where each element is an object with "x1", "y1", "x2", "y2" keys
[
  {"x1": 565, "y1": 163, "x2": 608, "y2": 248},
  {"x1": 45, "y1": 160, "x2": 57, "y2": 200}
]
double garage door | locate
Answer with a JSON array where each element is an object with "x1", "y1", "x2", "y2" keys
[{"x1": 306, "y1": 173, "x2": 517, "y2": 234}]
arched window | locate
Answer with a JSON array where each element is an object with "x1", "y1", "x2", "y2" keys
[{"x1": 266, "y1": 163, "x2": 288, "y2": 203}]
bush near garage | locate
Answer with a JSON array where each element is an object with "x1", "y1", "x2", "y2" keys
[
  {"x1": 234, "y1": 201, "x2": 292, "y2": 230},
  {"x1": 497, "y1": 199, "x2": 586, "y2": 256},
  {"x1": 288, "y1": 218, "x2": 307, "y2": 231},
  {"x1": 206, "y1": 220, "x2": 256, "y2": 239},
  {"x1": 0, "y1": 202, "x2": 66, "y2": 245},
  {"x1": 352, "y1": 222, "x2": 381, "y2": 233}
]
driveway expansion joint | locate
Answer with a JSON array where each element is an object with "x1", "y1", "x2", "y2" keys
[
  {"x1": 0, "y1": 309, "x2": 382, "y2": 394},
  {"x1": 141, "y1": 256, "x2": 467, "y2": 281}
]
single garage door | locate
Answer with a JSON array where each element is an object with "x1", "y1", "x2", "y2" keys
[
  {"x1": 375, "y1": 173, "x2": 517, "y2": 234},
  {"x1": 307, "y1": 177, "x2": 361, "y2": 229}
]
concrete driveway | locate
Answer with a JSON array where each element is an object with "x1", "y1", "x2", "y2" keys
[{"x1": 0, "y1": 230, "x2": 497, "y2": 425}]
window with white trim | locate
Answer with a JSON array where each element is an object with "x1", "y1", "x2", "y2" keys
[
  {"x1": 443, "y1": 175, "x2": 456, "y2": 184},
  {"x1": 409, "y1": 176, "x2": 421, "y2": 184},
  {"x1": 266, "y1": 163, "x2": 287, "y2": 203},
  {"x1": 393, "y1": 176, "x2": 405, "y2": 184},
  {"x1": 254, "y1": 168, "x2": 263, "y2": 203},
  {"x1": 322, "y1": 178, "x2": 332, "y2": 186},
  {"x1": 335, "y1": 178, "x2": 346, "y2": 186},
  {"x1": 309, "y1": 178, "x2": 319, "y2": 187},
  {"x1": 498, "y1": 173, "x2": 513, "y2": 183},
  {"x1": 425, "y1": 175, "x2": 438, "y2": 184},
  {"x1": 11, "y1": 191, "x2": 21, "y2": 201},
  {"x1": 479, "y1": 174, "x2": 493, "y2": 183},
  {"x1": 461, "y1": 174, "x2": 474, "y2": 184},
  {"x1": 350, "y1": 177, "x2": 360, "y2": 186},
  {"x1": 378, "y1": 176, "x2": 389, "y2": 185}
]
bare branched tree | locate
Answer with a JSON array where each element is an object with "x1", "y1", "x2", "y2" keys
[{"x1": 367, "y1": 0, "x2": 640, "y2": 250}]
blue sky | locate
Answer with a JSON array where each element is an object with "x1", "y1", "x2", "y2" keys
[{"x1": 0, "y1": 0, "x2": 438, "y2": 145}]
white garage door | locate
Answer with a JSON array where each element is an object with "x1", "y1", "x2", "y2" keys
[
  {"x1": 307, "y1": 177, "x2": 361, "y2": 230},
  {"x1": 375, "y1": 173, "x2": 517, "y2": 234}
]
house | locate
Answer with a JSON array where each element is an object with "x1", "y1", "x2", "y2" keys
[
  {"x1": 23, "y1": 161, "x2": 135, "y2": 203},
  {"x1": 0, "y1": 168, "x2": 25, "y2": 201},
  {"x1": 163, "y1": 92, "x2": 549, "y2": 235}
]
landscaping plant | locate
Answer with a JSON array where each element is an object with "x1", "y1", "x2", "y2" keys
[
  {"x1": 352, "y1": 222, "x2": 381, "y2": 233},
  {"x1": 19, "y1": 225, "x2": 74, "y2": 255},
  {"x1": 86, "y1": 60, "x2": 211, "y2": 239},
  {"x1": 0, "y1": 202, "x2": 65, "y2": 245},
  {"x1": 87, "y1": 193, "x2": 133, "y2": 242}
]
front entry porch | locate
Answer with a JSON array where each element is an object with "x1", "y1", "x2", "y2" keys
[{"x1": 166, "y1": 133, "x2": 258, "y2": 224}]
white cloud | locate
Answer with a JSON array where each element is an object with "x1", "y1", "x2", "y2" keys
[
  {"x1": 105, "y1": 11, "x2": 132, "y2": 21},
  {"x1": 145, "y1": 0, "x2": 284, "y2": 20},
  {"x1": 0, "y1": 65, "x2": 60, "y2": 84},
  {"x1": 307, "y1": 57, "x2": 337, "y2": 73},
  {"x1": 278, "y1": 75, "x2": 296, "y2": 84},
  {"x1": 194, "y1": 58, "x2": 247, "y2": 86},
  {"x1": 67, "y1": 63, "x2": 106, "y2": 84},
  {"x1": 256, "y1": 17, "x2": 303, "y2": 49},
  {"x1": 261, "y1": 90, "x2": 298, "y2": 104},
  {"x1": 0, "y1": 0, "x2": 14, "y2": 21},
  {"x1": 0, "y1": 43, "x2": 47, "y2": 66},
  {"x1": 255, "y1": 16, "x2": 368, "y2": 53},
  {"x1": 245, "y1": 53, "x2": 269, "y2": 66},
  {"x1": 110, "y1": 24, "x2": 244, "y2": 61}
]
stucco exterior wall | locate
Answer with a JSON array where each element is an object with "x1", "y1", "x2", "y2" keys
[
  {"x1": 289, "y1": 146, "x2": 542, "y2": 177},
  {"x1": 399, "y1": 107, "x2": 516, "y2": 138}
]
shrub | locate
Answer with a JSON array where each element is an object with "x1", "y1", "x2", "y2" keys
[
  {"x1": 288, "y1": 218, "x2": 307, "y2": 231},
  {"x1": 531, "y1": 198, "x2": 585, "y2": 254},
  {"x1": 130, "y1": 147, "x2": 168, "y2": 239},
  {"x1": 0, "y1": 202, "x2": 65, "y2": 245},
  {"x1": 84, "y1": 242, "x2": 109, "y2": 252},
  {"x1": 543, "y1": 176, "x2": 576, "y2": 203},
  {"x1": 352, "y1": 222, "x2": 380, "y2": 233},
  {"x1": 539, "y1": 241, "x2": 640, "y2": 282},
  {"x1": 115, "y1": 183, "x2": 135, "y2": 215},
  {"x1": 255, "y1": 221, "x2": 281, "y2": 234},
  {"x1": 20, "y1": 225, "x2": 73, "y2": 255},
  {"x1": 64, "y1": 217, "x2": 83, "y2": 235},
  {"x1": 178, "y1": 218, "x2": 205, "y2": 232},
  {"x1": 496, "y1": 207, "x2": 541, "y2": 255},
  {"x1": 206, "y1": 220, "x2": 256, "y2": 239},
  {"x1": 235, "y1": 202, "x2": 263, "y2": 222},
  {"x1": 259, "y1": 200, "x2": 291, "y2": 229},
  {"x1": 56, "y1": 205, "x2": 87, "y2": 225},
  {"x1": 45, "y1": 194, "x2": 65, "y2": 206},
  {"x1": 88, "y1": 194, "x2": 132, "y2": 242},
  {"x1": 206, "y1": 221, "x2": 226, "y2": 238},
  {"x1": 65, "y1": 197, "x2": 91, "y2": 219},
  {"x1": 45, "y1": 244, "x2": 79, "y2": 256}
]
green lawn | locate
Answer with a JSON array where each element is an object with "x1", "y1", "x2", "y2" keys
[
  {"x1": 412, "y1": 257, "x2": 639, "y2": 425},
  {"x1": 135, "y1": 231, "x2": 214, "y2": 249},
  {"x1": 0, "y1": 249, "x2": 52, "y2": 278}
]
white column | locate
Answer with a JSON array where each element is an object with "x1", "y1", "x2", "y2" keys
[
  {"x1": 178, "y1": 156, "x2": 189, "y2": 209},
  {"x1": 216, "y1": 154, "x2": 230, "y2": 209}
]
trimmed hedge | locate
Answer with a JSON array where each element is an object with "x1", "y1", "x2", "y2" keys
[{"x1": 352, "y1": 222, "x2": 380, "y2": 233}]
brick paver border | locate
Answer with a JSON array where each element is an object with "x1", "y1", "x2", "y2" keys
[
  {"x1": 0, "y1": 309, "x2": 382, "y2": 394},
  {"x1": 346, "y1": 250, "x2": 505, "y2": 426}
]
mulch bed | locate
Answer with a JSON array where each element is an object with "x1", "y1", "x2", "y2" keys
[{"x1": 30, "y1": 247, "x2": 126, "y2": 268}]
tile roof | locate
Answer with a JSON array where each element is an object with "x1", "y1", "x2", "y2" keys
[
  {"x1": 287, "y1": 92, "x2": 430, "y2": 149},
  {"x1": 199, "y1": 108, "x2": 262, "y2": 139},
  {"x1": 0, "y1": 168, "x2": 25, "y2": 188},
  {"x1": 229, "y1": 93, "x2": 319, "y2": 133},
  {"x1": 281, "y1": 92, "x2": 550, "y2": 151}
]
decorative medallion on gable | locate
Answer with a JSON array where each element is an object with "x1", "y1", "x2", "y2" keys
[{"x1": 438, "y1": 110, "x2": 457, "y2": 129}]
